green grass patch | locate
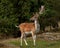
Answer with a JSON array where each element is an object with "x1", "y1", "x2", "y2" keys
[{"x1": 9, "y1": 38, "x2": 60, "y2": 48}]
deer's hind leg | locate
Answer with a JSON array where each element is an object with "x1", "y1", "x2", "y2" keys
[
  {"x1": 20, "y1": 33, "x2": 24, "y2": 46},
  {"x1": 23, "y1": 33, "x2": 28, "y2": 46}
]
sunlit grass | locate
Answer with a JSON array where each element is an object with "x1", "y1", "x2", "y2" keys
[{"x1": 9, "y1": 38, "x2": 60, "y2": 48}]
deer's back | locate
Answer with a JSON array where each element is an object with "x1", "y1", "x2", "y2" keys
[{"x1": 19, "y1": 23, "x2": 35, "y2": 32}]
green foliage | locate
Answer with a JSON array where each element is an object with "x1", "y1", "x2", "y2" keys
[{"x1": 0, "y1": 0, "x2": 18, "y2": 36}]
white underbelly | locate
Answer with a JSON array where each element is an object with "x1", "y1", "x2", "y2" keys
[{"x1": 25, "y1": 32, "x2": 32, "y2": 34}]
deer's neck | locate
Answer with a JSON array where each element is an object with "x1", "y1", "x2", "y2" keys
[
  {"x1": 34, "y1": 20, "x2": 40, "y2": 32},
  {"x1": 34, "y1": 20, "x2": 38, "y2": 30}
]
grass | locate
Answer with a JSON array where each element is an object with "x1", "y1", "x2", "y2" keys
[{"x1": 9, "y1": 38, "x2": 60, "y2": 48}]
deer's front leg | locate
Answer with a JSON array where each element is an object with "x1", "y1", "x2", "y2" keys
[{"x1": 32, "y1": 32, "x2": 36, "y2": 46}]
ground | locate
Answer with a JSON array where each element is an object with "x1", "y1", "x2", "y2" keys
[{"x1": 0, "y1": 37, "x2": 60, "y2": 48}]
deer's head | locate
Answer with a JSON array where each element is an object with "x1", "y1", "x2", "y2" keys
[{"x1": 30, "y1": 12, "x2": 39, "y2": 21}]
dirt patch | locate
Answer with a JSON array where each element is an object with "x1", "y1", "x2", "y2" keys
[
  {"x1": 0, "y1": 43, "x2": 20, "y2": 48},
  {"x1": 0, "y1": 43, "x2": 10, "y2": 48},
  {"x1": 0, "y1": 38, "x2": 20, "y2": 48}
]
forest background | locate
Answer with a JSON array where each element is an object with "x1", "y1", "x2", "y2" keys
[{"x1": 0, "y1": 0, "x2": 60, "y2": 38}]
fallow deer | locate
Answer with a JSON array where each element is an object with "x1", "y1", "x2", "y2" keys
[{"x1": 16, "y1": 5, "x2": 45, "y2": 46}]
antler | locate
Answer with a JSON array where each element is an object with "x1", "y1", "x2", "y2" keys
[
  {"x1": 30, "y1": 5, "x2": 45, "y2": 21},
  {"x1": 39, "y1": 5, "x2": 45, "y2": 14}
]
